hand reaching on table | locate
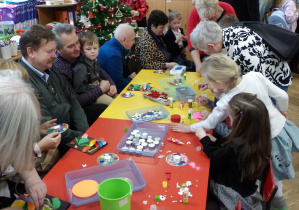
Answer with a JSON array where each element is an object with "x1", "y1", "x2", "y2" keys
[
  {"x1": 195, "y1": 95, "x2": 209, "y2": 106},
  {"x1": 200, "y1": 110, "x2": 210, "y2": 120},
  {"x1": 169, "y1": 123, "x2": 192, "y2": 133}
]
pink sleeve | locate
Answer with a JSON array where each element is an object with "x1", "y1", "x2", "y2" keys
[
  {"x1": 284, "y1": 1, "x2": 298, "y2": 24},
  {"x1": 188, "y1": 8, "x2": 200, "y2": 49}
]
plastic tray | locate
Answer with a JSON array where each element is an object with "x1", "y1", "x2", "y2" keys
[
  {"x1": 126, "y1": 105, "x2": 170, "y2": 123},
  {"x1": 117, "y1": 122, "x2": 168, "y2": 157},
  {"x1": 159, "y1": 78, "x2": 189, "y2": 95},
  {"x1": 142, "y1": 89, "x2": 177, "y2": 105},
  {"x1": 65, "y1": 159, "x2": 146, "y2": 206},
  {"x1": 176, "y1": 86, "x2": 196, "y2": 102}
]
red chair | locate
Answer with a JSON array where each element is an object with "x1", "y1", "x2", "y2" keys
[
  {"x1": 261, "y1": 159, "x2": 278, "y2": 210},
  {"x1": 235, "y1": 200, "x2": 242, "y2": 210}
]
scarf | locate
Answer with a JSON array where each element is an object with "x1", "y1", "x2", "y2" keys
[{"x1": 147, "y1": 27, "x2": 171, "y2": 62}]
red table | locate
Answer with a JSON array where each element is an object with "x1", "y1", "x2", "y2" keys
[{"x1": 43, "y1": 118, "x2": 210, "y2": 209}]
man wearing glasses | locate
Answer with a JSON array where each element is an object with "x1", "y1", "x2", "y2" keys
[{"x1": 19, "y1": 24, "x2": 89, "y2": 156}]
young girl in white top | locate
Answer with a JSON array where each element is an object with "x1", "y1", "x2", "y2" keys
[{"x1": 170, "y1": 53, "x2": 299, "y2": 209}]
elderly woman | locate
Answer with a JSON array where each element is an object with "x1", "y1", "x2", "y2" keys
[
  {"x1": 190, "y1": 21, "x2": 292, "y2": 91},
  {"x1": 0, "y1": 73, "x2": 47, "y2": 209},
  {"x1": 135, "y1": 10, "x2": 178, "y2": 70},
  {"x1": 188, "y1": 0, "x2": 236, "y2": 75}
]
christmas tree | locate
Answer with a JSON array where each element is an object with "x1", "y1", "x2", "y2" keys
[{"x1": 75, "y1": 0, "x2": 132, "y2": 45}]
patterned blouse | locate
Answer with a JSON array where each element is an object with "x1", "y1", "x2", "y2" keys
[
  {"x1": 222, "y1": 26, "x2": 292, "y2": 87},
  {"x1": 120, "y1": 0, "x2": 149, "y2": 22}
]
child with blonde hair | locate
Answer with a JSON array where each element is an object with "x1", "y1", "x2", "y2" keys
[
  {"x1": 164, "y1": 10, "x2": 195, "y2": 71},
  {"x1": 171, "y1": 53, "x2": 299, "y2": 209}
]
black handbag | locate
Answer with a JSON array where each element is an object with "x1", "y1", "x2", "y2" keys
[{"x1": 233, "y1": 21, "x2": 299, "y2": 60}]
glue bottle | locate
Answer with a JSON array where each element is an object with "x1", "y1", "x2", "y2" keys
[
  {"x1": 188, "y1": 110, "x2": 191, "y2": 120},
  {"x1": 169, "y1": 97, "x2": 174, "y2": 108},
  {"x1": 167, "y1": 68, "x2": 171, "y2": 76},
  {"x1": 183, "y1": 187, "x2": 189, "y2": 205}
]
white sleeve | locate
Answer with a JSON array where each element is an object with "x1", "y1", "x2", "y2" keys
[
  {"x1": 190, "y1": 98, "x2": 229, "y2": 132},
  {"x1": 260, "y1": 73, "x2": 289, "y2": 111}
]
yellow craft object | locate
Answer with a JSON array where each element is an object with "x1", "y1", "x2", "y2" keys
[
  {"x1": 11, "y1": 199, "x2": 25, "y2": 207},
  {"x1": 89, "y1": 140, "x2": 96, "y2": 147}
]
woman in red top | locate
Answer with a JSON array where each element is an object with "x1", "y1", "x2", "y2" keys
[
  {"x1": 120, "y1": 0, "x2": 149, "y2": 27},
  {"x1": 188, "y1": 0, "x2": 236, "y2": 75}
]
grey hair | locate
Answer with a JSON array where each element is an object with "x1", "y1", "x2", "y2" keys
[
  {"x1": 196, "y1": 0, "x2": 219, "y2": 20},
  {"x1": 0, "y1": 76, "x2": 40, "y2": 172},
  {"x1": 190, "y1": 21, "x2": 222, "y2": 52},
  {"x1": 202, "y1": 53, "x2": 240, "y2": 86},
  {"x1": 52, "y1": 23, "x2": 76, "y2": 49}
]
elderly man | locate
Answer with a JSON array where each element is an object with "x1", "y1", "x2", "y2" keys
[
  {"x1": 52, "y1": 24, "x2": 109, "y2": 125},
  {"x1": 98, "y1": 24, "x2": 137, "y2": 93},
  {"x1": 19, "y1": 24, "x2": 89, "y2": 156},
  {"x1": 190, "y1": 21, "x2": 292, "y2": 92}
]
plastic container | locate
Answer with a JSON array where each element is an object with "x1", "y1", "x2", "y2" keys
[
  {"x1": 98, "y1": 178, "x2": 131, "y2": 210},
  {"x1": 65, "y1": 159, "x2": 146, "y2": 206},
  {"x1": 117, "y1": 122, "x2": 168, "y2": 157},
  {"x1": 126, "y1": 105, "x2": 170, "y2": 123},
  {"x1": 159, "y1": 78, "x2": 189, "y2": 95},
  {"x1": 142, "y1": 89, "x2": 177, "y2": 105},
  {"x1": 176, "y1": 87, "x2": 196, "y2": 102}
]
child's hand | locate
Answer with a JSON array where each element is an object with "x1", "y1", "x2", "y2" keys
[
  {"x1": 129, "y1": 72, "x2": 137, "y2": 79},
  {"x1": 169, "y1": 123, "x2": 192, "y2": 133},
  {"x1": 99, "y1": 80, "x2": 110, "y2": 93},
  {"x1": 201, "y1": 109, "x2": 210, "y2": 120},
  {"x1": 195, "y1": 127, "x2": 207, "y2": 139},
  {"x1": 182, "y1": 35, "x2": 188, "y2": 41},
  {"x1": 195, "y1": 95, "x2": 208, "y2": 106},
  {"x1": 198, "y1": 82, "x2": 208, "y2": 90},
  {"x1": 107, "y1": 85, "x2": 117, "y2": 97},
  {"x1": 175, "y1": 34, "x2": 184, "y2": 43}
]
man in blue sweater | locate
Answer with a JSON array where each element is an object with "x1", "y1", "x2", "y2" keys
[{"x1": 98, "y1": 24, "x2": 137, "y2": 93}]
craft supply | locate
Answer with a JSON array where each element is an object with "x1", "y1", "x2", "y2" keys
[
  {"x1": 184, "y1": 73, "x2": 186, "y2": 80},
  {"x1": 166, "y1": 153, "x2": 188, "y2": 166},
  {"x1": 47, "y1": 123, "x2": 68, "y2": 134},
  {"x1": 188, "y1": 99, "x2": 193, "y2": 108},
  {"x1": 167, "y1": 68, "x2": 170, "y2": 76},
  {"x1": 171, "y1": 114, "x2": 181, "y2": 123},
  {"x1": 97, "y1": 153, "x2": 119, "y2": 165},
  {"x1": 155, "y1": 195, "x2": 160, "y2": 202},
  {"x1": 167, "y1": 137, "x2": 184, "y2": 145},
  {"x1": 188, "y1": 110, "x2": 191, "y2": 120},
  {"x1": 162, "y1": 181, "x2": 167, "y2": 188},
  {"x1": 180, "y1": 101, "x2": 185, "y2": 110},
  {"x1": 72, "y1": 180, "x2": 98, "y2": 198},
  {"x1": 169, "y1": 97, "x2": 174, "y2": 108},
  {"x1": 165, "y1": 172, "x2": 171, "y2": 180},
  {"x1": 121, "y1": 92, "x2": 135, "y2": 98},
  {"x1": 183, "y1": 187, "x2": 189, "y2": 205}
]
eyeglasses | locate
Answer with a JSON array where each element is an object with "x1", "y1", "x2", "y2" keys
[{"x1": 47, "y1": 84, "x2": 61, "y2": 103}]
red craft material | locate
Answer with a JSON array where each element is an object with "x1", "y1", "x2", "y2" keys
[
  {"x1": 171, "y1": 114, "x2": 181, "y2": 123},
  {"x1": 165, "y1": 172, "x2": 171, "y2": 180}
]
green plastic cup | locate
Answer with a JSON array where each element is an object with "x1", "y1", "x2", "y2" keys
[{"x1": 98, "y1": 178, "x2": 131, "y2": 210}]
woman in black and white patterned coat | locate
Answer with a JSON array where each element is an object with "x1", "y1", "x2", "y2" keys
[{"x1": 190, "y1": 20, "x2": 292, "y2": 91}]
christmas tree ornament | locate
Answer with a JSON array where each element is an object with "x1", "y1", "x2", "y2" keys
[
  {"x1": 77, "y1": 1, "x2": 82, "y2": 7},
  {"x1": 115, "y1": 8, "x2": 123, "y2": 17},
  {"x1": 97, "y1": 25, "x2": 102, "y2": 29},
  {"x1": 100, "y1": 6, "x2": 105, "y2": 12},
  {"x1": 88, "y1": 11, "x2": 94, "y2": 18},
  {"x1": 108, "y1": 8, "x2": 114, "y2": 13},
  {"x1": 76, "y1": 8, "x2": 80, "y2": 13}
]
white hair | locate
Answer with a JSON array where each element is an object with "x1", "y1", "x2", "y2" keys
[
  {"x1": 114, "y1": 24, "x2": 135, "y2": 41},
  {"x1": 190, "y1": 21, "x2": 222, "y2": 52},
  {"x1": 0, "y1": 76, "x2": 40, "y2": 172},
  {"x1": 196, "y1": 0, "x2": 219, "y2": 20}
]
